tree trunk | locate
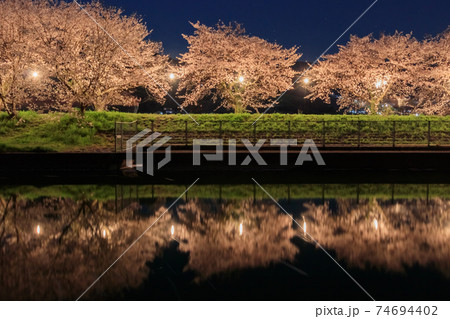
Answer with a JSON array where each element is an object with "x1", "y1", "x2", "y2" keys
[{"x1": 4, "y1": 102, "x2": 17, "y2": 118}]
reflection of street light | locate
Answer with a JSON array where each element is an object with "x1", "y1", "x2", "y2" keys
[
  {"x1": 36, "y1": 225, "x2": 41, "y2": 235},
  {"x1": 303, "y1": 221, "x2": 307, "y2": 235},
  {"x1": 238, "y1": 76, "x2": 244, "y2": 83},
  {"x1": 171, "y1": 225, "x2": 174, "y2": 236},
  {"x1": 373, "y1": 219, "x2": 378, "y2": 230},
  {"x1": 169, "y1": 73, "x2": 175, "y2": 80},
  {"x1": 239, "y1": 223, "x2": 243, "y2": 236},
  {"x1": 303, "y1": 78, "x2": 310, "y2": 84}
]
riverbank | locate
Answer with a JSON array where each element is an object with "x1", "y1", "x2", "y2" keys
[{"x1": 1, "y1": 111, "x2": 450, "y2": 152}]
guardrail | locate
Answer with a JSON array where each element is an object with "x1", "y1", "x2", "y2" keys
[
  {"x1": 114, "y1": 121, "x2": 138, "y2": 152},
  {"x1": 115, "y1": 119, "x2": 450, "y2": 150}
]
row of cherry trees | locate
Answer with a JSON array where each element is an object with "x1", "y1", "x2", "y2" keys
[{"x1": 0, "y1": 0, "x2": 448, "y2": 116}]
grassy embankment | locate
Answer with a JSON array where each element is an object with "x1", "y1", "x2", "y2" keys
[{"x1": 0, "y1": 111, "x2": 449, "y2": 152}]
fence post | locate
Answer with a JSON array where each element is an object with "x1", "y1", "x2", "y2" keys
[
  {"x1": 120, "y1": 122, "x2": 124, "y2": 152},
  {"x1": 392, "y1": 121, "x2": 396, "y2": 148},
  {"x1": 151, "y1": 120, "x2": 154, "y2": 133},
  {"x1": 427, "y1": 120, "x2": 431, "y2": 147},
  {"x1": 288, "y1": 120, "x2": 291, "y2": 138},
  {"x1": 357, "y1": 120, "x2": 361, "y2": 148},
  {"x1": 253, "y1": 122, "x2": 257, "y2": 142},
  {"x1": 114, "y1": 122, "x2": 117, "y2": 153},
  {"x1": 322, "y1": 120, "x2": 326, "y2": 148},
  {"x1": 219, "y1": 120, "x2": 223, "y2": 138},
  {"x1": 185, "y1": 120, "x2": 188, "y2": 147}
]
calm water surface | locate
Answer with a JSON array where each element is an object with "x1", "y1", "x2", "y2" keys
[{"x1": 0, "y1": 183, "x2": 449, "y2": 300}]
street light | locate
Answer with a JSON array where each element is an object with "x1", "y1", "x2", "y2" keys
[
  {"x1": 303, "y1": 78, "x2": 310, "y2": 84},
  {"x1": 32, "y1": 71, "x2": 39, "y2": 78},
  {"x1": 375, "y1": 79, "x2": 388, "y2": 89},
  {"x1": 375, "y1": 80, "x2": 382, "y2": 88},
  {"x1": 169, "y1": 73, "x2": 175, "y2": 80},
  {"x1": 238, "y1": 76, "x2": 244, "y2": 83}
]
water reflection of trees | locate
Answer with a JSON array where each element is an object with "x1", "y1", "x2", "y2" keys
[
  {"x1": 174, "y1": 200, "x2": 298, "y2": 281},
  {"x1": 0, "y1": 196, "x2": 299, "y2": 299},
  {"x1": 1, "y1": 193, "x2": 449, "y2": 300},
  {"x1": 0, "y1": 196, "x2": 172, "y2": 300},
  {"x1": 303, "y1": 198, "x2": 450, "y2": 276}
]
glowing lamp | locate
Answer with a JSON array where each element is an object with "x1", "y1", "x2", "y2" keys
[{"x1": 375, "y1": 80, "x2": 382, "y2": 88}]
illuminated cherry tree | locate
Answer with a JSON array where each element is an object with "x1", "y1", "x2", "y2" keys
[
  {"x1": 413, "y1": 28, "x2": 450, "y2": 115},
  {"x1": 0, "y1": 0, "x2": 48, "y2": 117},
  {"x1": 177, "y1": 22, "x2": 301, "y2": 113},
  {"x1": 33, "y1": 1, "x2": 171, "y2": 113},
  {"x1": 305, "y1": 31, "x2": 450, "y2": 115},
  {"x1": 305, "y1": 33, "x2": 427, "y2": 114}
]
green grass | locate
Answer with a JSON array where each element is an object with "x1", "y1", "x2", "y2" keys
[
  {"x1": 0, "y1": 112, "x2": 108, "y2": 152},
  {"x1": 1, "y1": 183, "x2": 449, "y2": 201},
  {"x1": 0, "y1": 111, "x2": 449, "y2": 152}
]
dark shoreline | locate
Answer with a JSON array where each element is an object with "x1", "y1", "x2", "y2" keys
[{"x1": 1, "y1": 150, "x2": 450, "y2": 184}]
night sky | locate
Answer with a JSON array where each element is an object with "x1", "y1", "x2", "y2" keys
[{"x1": 100, "y1": 0, "x2": 449, "y2": 61}]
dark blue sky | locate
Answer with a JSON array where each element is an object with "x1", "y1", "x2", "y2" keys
[{"x1": 101, "y1": 0, "x2": 449, "y2": 61}]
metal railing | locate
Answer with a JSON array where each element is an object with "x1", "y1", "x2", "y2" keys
[
  {"x1": 115, "y1": 119, "x2": 450, "y2": 150},
  {"x1": 114, "y1": 121, "x2": 138, "y2": 152}
]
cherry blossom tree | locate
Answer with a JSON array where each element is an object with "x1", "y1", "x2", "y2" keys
[
  {"x1": 305, "y1": 33, "x2": 425, "y2": 114},
  {"x1": 32, "y1": 1, "x2": 171, "y2": 113},
  {"x1": 0, "y1": 0, "x2": 48, "y2": 117},
  {"x1": 177, "y1": 22, "x2": 301, "y2": 113},
  {"x1": 413, "y1": 28, "x2": 450, "y2": 115}
]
